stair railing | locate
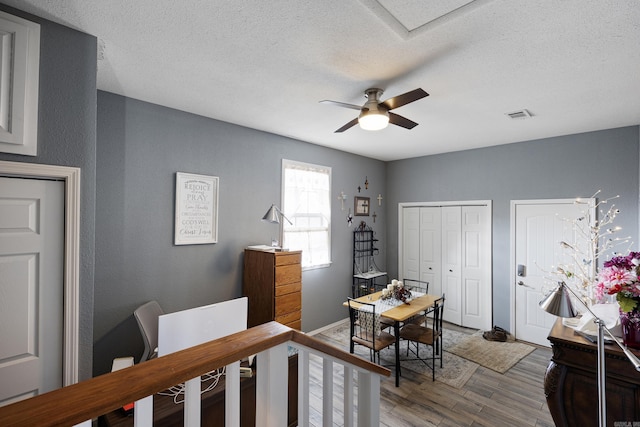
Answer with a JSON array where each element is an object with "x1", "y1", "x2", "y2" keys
[{"x1": 0, "y1": 321, "x2": 389, "y2": 427}]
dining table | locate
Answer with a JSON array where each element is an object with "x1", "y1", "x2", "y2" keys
[{"x1": 344, "y1": 290, "x2": 438, "y2": 387}]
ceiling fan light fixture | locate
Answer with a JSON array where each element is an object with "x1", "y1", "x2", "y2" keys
[{"x1": 358, "y1": 109, "x2": 389, "y2": 131}]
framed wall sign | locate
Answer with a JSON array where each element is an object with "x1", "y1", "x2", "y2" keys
[
  {"x1": 354, "y1": 196, "x2": 370, "y2": 216},
  {"x1": 174, "y1": 172, "x2": 219, "y2": 245}
]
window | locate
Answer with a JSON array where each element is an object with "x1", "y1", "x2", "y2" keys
[{"x1": 282, "y1": 159, "x2": 331, "y2": 269}]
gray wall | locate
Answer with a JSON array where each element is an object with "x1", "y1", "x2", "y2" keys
[
  {"x1": 95, "y1": 92, "x2": 386, "y2": 371},
  {"x1": 0, "y1": 4, "x2": 96, "y2": 381},
  {"x1": 386, "y1": 126, "x2": 640, "y2": 329}
]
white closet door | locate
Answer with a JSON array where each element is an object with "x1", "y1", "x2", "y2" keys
[
  {"x1": 402, "y1": 207, "x2": 420, "y2": 280},
  {"x1": 441, "y1": 206, "x2": 462, "y2": 325},
  {"x1": 461, "y1": 206, "x2": 492, "y2": 330},
  {"x1": 419, "y1": 207, "x2": 441, "y2": 295}
]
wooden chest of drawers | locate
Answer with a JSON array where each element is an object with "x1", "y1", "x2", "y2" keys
[{"x1": 243, "y1": 248, "x2": 302, "y2": 329}]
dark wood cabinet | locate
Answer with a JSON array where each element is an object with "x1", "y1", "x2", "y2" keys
[
  {"x1": 545, "y1": 319, "x2": 640, "y2": 426},
  {"x1": 243, "y1": 248, "x2": 302, "y2": 329}
]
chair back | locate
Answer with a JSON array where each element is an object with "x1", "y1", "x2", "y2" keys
[
  {"x1": 347, "y1": 297, "x2": 382, "y2": 346},
  {"x1": 403, "y1": 279, "x2": 429, "y2": 295},
  {"x1": 430, "y1": 295, "x2": 445, "y2": 332},
  {"x1": 134, "y1": 300, "x2": 164, "y2": 362}
]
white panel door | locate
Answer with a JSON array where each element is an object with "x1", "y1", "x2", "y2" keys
[
  {"x1": 441, "y1": 206, "x2": 461, "y2": 325},
  {"x1": 461, "y1": 206, "x2": 491, "y2": 330},
  {"x1": 402, "y1": 207, "x2": 419, "y2": 281},
  {"x1": 0, "y1": 177, "x2": 64, "y2": 406},
  {"x1": 514, "y1": 200, "x2": 588, "y2": 346},
  {"x1": 419, "y1": 207, "x2": 441, "y2": 295}
]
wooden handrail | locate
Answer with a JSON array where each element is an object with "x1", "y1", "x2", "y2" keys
[{"x1": 0, "y1": 321, "x2": 389, "y2": 427}]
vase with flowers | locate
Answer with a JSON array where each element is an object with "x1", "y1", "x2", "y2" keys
[{"x1": 596, "y1": 251, "x2": 640, "y2": 349}]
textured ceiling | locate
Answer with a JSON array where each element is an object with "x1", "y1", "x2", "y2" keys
[{"x1": 7, "y1": 0, "x2": 640, "y2": 161}]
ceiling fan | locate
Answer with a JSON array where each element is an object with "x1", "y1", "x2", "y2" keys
[{"x1": 320, "y1": 88, "x2": 429, "y2": 132}]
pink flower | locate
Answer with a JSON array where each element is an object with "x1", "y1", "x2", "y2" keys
[{"x1": 599, "y1": 266, "x2": 634, "y2": 288}]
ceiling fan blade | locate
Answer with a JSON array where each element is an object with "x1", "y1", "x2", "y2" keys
[
  {"x1": 335, "y1": 117, "x2": 359, "y2": 133},
  {"x1": 389, "y1": 112, "x2": 419, "y2": 130},
  {"x1": 381, "y1": 88, "x2": 429, "y2": 111},
  {"x1": 320, "y1": 100, "x2": 363, "y2": 111}
]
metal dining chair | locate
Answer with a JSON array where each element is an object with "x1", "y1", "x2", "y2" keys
[
  {"x1": 402, "y1": 279, "x2": 430, "y2": 326},
  {"x1": 399, "y1": 294, "x2": 445, "y2": 381},
  {"x1": 347, "y1": 297, "x2": 396, "y2": 364}
]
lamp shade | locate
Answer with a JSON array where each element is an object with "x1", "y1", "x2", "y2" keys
[
  {"x1": 539, "y1": 282, "x2": 578, "y2": 318},
  {"x1": 262, "y1": 204, "x2": 281, "y2": 224},
  {"x1": 358, "y1": 110, "x2": 389, "y2": 131}
]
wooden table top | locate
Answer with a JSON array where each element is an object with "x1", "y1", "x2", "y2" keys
[{"x1": 345, "y1": 291, "x2": 438, "y2": 323}]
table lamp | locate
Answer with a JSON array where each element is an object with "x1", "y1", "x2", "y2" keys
[
  {"x1": 261, "y1": 204, "x2": 292, "y2": 249},
  {"x1": 539, "y1": 281, "x2": 640, "y2": 427}
]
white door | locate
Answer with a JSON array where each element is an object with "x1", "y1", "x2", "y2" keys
[
  {"x1": 513, "y1": 200, "x2": 591, "y2": 346},
  {"x1": 442, "y1": 206, "x2": 462, "y2": 325},
  {"x1": 402, "y1": 207, "x2": 420, "y2": 280},
  {"x1": 461, "y1": 206, "x2": 492, "y2": 330},
  {"x1": 0, "y1": 177, "x2": 64, "y2": 405},
  {"x1": 419, "y1": 207, "x2": 441, "y2": 296}
]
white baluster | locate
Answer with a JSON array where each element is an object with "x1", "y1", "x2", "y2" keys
[
  {"x1": 322, "y1": 359, "x2": 333, "y2": 426},
  {"x1": 357, "y1": 371, "x2": 380, "y2": 427},
  {"x1": 297, "y1": 348, "x2": 310, "y2": 427},
  {"x1": 226, "y1": 361, "x2": 240, "y2": 427},
  {"x1": 256, "y1": 343, "x2": 288, "y2": 427},
  {"x1": 134, "y1": 395, "x2": 153, "y2": 427},
  {"x1": 343, "y1": 365, "x2": 354, "y2": 427}
]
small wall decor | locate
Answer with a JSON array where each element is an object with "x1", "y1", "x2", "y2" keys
[
  {"x1": 347, "y1": 210, "x2": 353, "y2": 226},
  {"x1": 354, "y1": 196, "x2": 370, "y2": 216},
  {"x1": 372, "y1": 211, "x2": 377, "y2": 223},
  {"x1": 365, "y1": 177, "x2": 369, "y2": 190},
  {"x1": 175, "y1": 172, "x2": 219, "y2": 245},
  {"x1": 337, "y1": 191, "x2": 347, "y2": 210},
  {"x1": 377, "y1": 194, "x2": 383, "y2": 206}
]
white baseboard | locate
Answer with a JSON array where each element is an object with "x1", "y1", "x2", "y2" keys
[{"x1": 307, "y1": 318, "x2": 349, "y2": 336}]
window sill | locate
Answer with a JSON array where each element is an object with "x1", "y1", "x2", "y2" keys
[{"x1": 302, "y1": 262, "x2": 332, "y2": 272}]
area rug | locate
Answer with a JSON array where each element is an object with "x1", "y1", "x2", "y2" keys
[
  {"x1": 447, "y1": 330, "x2": 535, "y2": 374},
  {"x1": 312, "y1": 320, "x2": 479, "y2": 389}
]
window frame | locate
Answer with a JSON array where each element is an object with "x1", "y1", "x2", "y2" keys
[{"x1": 281, "y1": 159, "x2": 332, "y2": 270}]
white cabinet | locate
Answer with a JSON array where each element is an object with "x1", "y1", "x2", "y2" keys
[{"x1": 400, "y1": 202, "x2": 492, "y2": 330}]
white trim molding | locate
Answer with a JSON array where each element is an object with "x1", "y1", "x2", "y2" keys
[
  {"x1": 0, "y1": 11, "x2": 40, "y2": 156},
  {"x1": 0, "y1": 160, "x2": 81, "y2": 386}
]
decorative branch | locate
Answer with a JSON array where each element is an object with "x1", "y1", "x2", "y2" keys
[{"x1": 553, "y1": 191, "x2": 631, "y2": 304}]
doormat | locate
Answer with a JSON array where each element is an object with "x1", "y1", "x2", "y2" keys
[{"x1": 447, "y1": 330, "x2": 535, "y2": 374}]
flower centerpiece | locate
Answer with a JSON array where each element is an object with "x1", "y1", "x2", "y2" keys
[
  {"x1": 595, "y1": 251, "x2": 640, "y2": 348},
  {"x1": 381, "y1": 280, "x2": 412, "y2": 303}
]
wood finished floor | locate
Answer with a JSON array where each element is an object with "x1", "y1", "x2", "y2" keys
[{"x1": 307, "y1": 322, "x2": 555, "y2": 427}]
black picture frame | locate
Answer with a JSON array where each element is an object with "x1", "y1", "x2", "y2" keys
[{"x1": 354, "y1": 196, "x2": 370, "y2": 216}]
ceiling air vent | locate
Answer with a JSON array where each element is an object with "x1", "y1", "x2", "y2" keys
[{"x1": 506, "y1": 109, "x2": 532, "y2": 120}]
